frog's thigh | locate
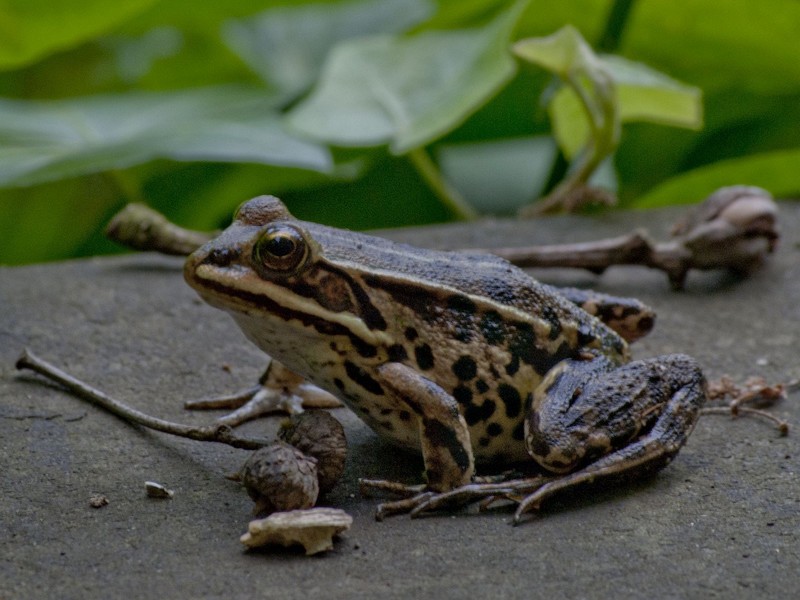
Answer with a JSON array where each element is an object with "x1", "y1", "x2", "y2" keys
[
  {"x1": 376, "y1": 362, "x2": 475, "y2": 492},
  {"x1": 526, "y1": 354, "x2": 705, "y2": 493}
]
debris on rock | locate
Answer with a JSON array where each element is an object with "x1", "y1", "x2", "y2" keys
[
  {"x1": 279, "y1": 411, "x2": 347, "y2": 493},
  {"x1": 145, "y1": 481, "x2": 174, "y2": 499},
  {"x1": 89, "y1": 494, "x2": 109, "y2": 508},
  {"x1": 240, "y1": 442, "x2": 319, "y2": 515},
  {"x1": 240, "y1": 508, "x2": 353, "y2": 555}
]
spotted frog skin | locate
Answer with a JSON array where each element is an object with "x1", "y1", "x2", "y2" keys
[{"x1": 184, "y1": 196, "x2": 706, "y2": 515}]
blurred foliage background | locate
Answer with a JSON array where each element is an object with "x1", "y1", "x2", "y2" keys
[{"x1": 0, "y1": 0, "x2": 798, "y2": 265}]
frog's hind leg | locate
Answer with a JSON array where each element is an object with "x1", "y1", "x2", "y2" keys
[
  {"x1": 184, "y1": 360, "x2": 341, "y2": 427},
  {"x1": 517, "y1": 353, "x2": 706, "y2": 522}
]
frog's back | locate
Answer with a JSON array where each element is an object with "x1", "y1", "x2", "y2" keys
[{"x1": 313, "y1": 223, "x2": 626, "y2": 360}]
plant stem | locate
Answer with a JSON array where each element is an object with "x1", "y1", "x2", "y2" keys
[
  {"x1": 597, "y1": 0, "x2": 637, "y2": 52},
  {"x1": 408, "y1": 148, "x2": 478, "y2": 220},
  {"x1": 539, "y1": 0, "x2": 636, "y2": 206}
]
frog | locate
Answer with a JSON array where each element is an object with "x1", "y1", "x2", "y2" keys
[{"x1": 183, "y1": 196, "x2": 706, "y2": 522}]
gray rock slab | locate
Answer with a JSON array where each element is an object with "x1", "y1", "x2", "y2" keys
[{"x1": 2, "y1": 206, "x2": 798, "y2": 599}]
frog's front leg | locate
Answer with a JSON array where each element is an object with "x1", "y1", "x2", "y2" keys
[
  {"x1": 517, "y1": 352, "x2": 706, "y2": 518},
  {"x1": 374, "y1": 362, "x2": 475, "y2": 491},
  {"x1": 184, "y1": 360, "x2": 342, "y2": 427}
]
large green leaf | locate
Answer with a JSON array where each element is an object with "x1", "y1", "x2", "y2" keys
[
  {"x1": 632, "y1": 148, "x2": 800, "y2": 208},
  {"x1": 0, "y1": 0, "x2": 158, "y2": 69},
  {"x1": 287, "y1": 1, "x2": 527, "y2": 153},
  {"x1": 0, "y1": 86, "x2": 331, "y2": 187},
  {"x1": 625, "y1": 0, "x2": 800, "y2": 95},
  {"x1": 223, "y1": 0, "x2": 433, "y2": 101}
]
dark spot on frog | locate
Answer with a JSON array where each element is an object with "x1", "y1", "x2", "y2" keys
[
  {"x1": 527, "y1": 340, "x2": 575, "y2": 376},
  {"x1": 577, "y1": 324, "x2": 596, "y2": 347},
  {"x1": 507, "y1": 322, "x2": 537, "y2": 365},
  {"x1": 399, "y1": 410, "x2": 412, "y2": 421},
  {"x1": 498, "y1": 384, "x2": 522, "y2": 418},
  {"x1": 424, "y1": 420, "x2": 472, "y2": 473},
  {"x1": 447, "y1": 294, "x2": 477, "y2": 315},
  {"x1": 414, "y1": 344, "x2": 435, "y2": 370},
  {"x1": 505, "y1": 354, "x2": 520, "y2": 376},
  {"x1": 453, "y1": 385, "x2": 472, "y2": 405},
  {"x1": 475, "y1": 379, "x2": 489, "y2": 394},
  {"x1": 479, "y1": 436, "x2": 491, "y2": 447},
  {"x1": 352, "y1": 338, "x2": 378, "y2": 358},
  {"x1": 379, "y1": 420, "x2": 395, "y2": 432},
  {"x1": 344, "y1": 361, "x2": 384, "y2": 395},
  {"x1": 380, "y1": 408, "x2": 393, "y2": 416},
  {"x1": 512, "y1": 421, "x2": 525, "y2": 441},
  {"x1": 452, "y1": 355, "x2": 477, "y2": 381},
  {"x1": 542, "y1": 305, "x2": 563, "y2": 340},
  {"x1": 480, "y1": 311, "x2": 505, "y2": 344},
  {"x1": 388, "y1": 344, "x2": 408, "y2": 362},
  {"x1": 404, "y1": 327, "x2": 419, "y2": 341},
  {"x1": 334, "y1": 378, "x2": 345, "y2": 392},
  {"x1": 486, "y1": 422, "x2": 503, "y2": 437},
  {"x1": 464, "y1": 399, "x2": 496, "y2": 426}
]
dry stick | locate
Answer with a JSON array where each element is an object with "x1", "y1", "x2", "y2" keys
[
  {"x1": 106, "y1": 195, "x2": 778, "y2": 289},
  {"x1": 479, "y1": 232, "x2": 691, "y2": 288},
  {"x1": 16, "y1": 349, "x2": 269, "y2": 450}
]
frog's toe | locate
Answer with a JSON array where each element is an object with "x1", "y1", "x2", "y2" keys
[{"x1": 362, "y1": 475, "x2": 553, "y2": 520}]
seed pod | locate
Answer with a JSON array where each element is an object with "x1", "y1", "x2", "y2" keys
[
  {"x1": 240, "y1": 442, "x2": 319, "y2": 515},
  {"x1": 279, "y1": 411, "x2": 347, "y2": 493}
]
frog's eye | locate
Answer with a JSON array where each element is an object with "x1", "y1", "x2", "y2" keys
[{"x1": 253, "y1": 225, "x2": 309, "y2": 274}]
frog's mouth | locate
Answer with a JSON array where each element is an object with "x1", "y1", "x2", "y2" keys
[{"x1": 187, "y1": 257, "x2": 393, "y2": 351}]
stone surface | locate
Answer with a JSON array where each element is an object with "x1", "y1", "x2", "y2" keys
[{"x1": 1, "y1": 205, "x2": 798, "y2": 599}]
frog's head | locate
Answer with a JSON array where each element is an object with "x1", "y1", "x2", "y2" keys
[{"x1": 184, "y1": 196, "x2": 393, "y2": 363}]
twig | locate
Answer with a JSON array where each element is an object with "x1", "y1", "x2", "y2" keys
[
  {"x1": 478, "y1": 230, "x2": 690, "y2": 285},
  {"x1": 105, "y1": 203, "x2": 213, "y2": 256},
  {"x1": 105, "y1": 186, "x2": 778, "y2": 291},
  {"x1": 703, "y1": 374, "x2": 794, "y2": 436},
  {"x1": 488, "y1": 186, "x2": 779, "y2": 289},
  {"x1": 15, "y1": 349, "x2": 270, "y2": 450}
]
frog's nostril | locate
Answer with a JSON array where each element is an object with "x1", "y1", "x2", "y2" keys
[{"x1": 205, "y1": 246, "x2": 239, "y2": 267}]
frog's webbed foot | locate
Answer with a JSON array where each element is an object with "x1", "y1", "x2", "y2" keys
[{"x1": 184, "y1": 361, "x2": 342, "y2": 428}]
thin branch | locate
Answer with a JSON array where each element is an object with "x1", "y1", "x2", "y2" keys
[
  {"x1": 104, "y1": 186, "x2": 778, "y2": 291},
  {"x1": 16, "y1": 349, "x2": 270, "y2": 450}
]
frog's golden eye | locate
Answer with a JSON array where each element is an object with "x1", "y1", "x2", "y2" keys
[{"x1": 253, "y1": 225, "x2": 309, "y2": 274}]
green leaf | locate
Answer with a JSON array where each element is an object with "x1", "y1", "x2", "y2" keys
[
  {"x1": 632, "y1": 149, "x2": 800, "y2": 208},
  {"x1": 0, "y1": 86, "x2": 332, "y2": 187},
  {"x1": 514, "y1": 25, "x2": 702, "y2": 159},
  {"x1": 223, "y1": 0, "x2": 433, "y2": 102},
  {"x1": 549, "y1": 55, "x2": 702, "y2": 158},
  {"x1": 287, "y1": 1, "x2": 527, "y2": 154},
  {"x1": 437, "y1": 136, "x2": 556, "y2": 213},
  {"x1": 513, "y1": 24, "x2": 599, "y2": 78},
  {"x1": 0, "y1": 0, "x2": 158, "y2": 69}
]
